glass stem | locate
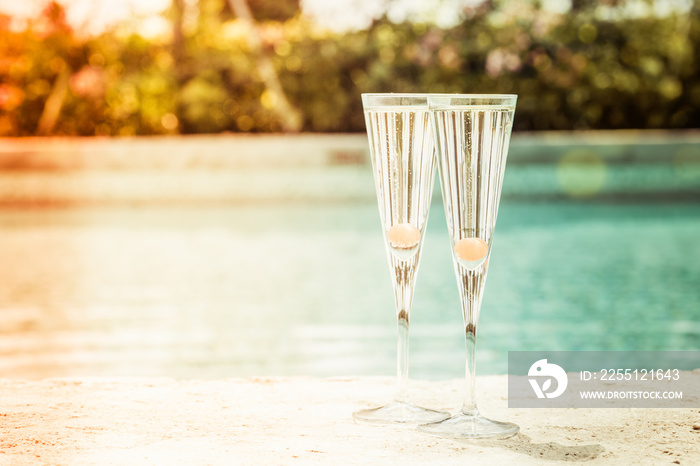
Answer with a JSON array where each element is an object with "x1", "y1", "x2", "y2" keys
[
  {"x1": 459, "y1": 267, "x2": 483, "y2": 416},
  {"x1": 396, "y1": 308, "x2": 410, "y2": 403},
  {"x1": 461, "y1": 322, "x2": 478, "y2": 415},
  {"x1": 393, "y1": 261, "x2": 415, "y2": 404}
]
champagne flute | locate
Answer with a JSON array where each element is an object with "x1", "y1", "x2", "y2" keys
[
  {"x1": 353, "y1": 93, "x2": 449, "y2": 424},
  {"x1": 419, "y1": 94, "x2": 519, "y2": 438}
]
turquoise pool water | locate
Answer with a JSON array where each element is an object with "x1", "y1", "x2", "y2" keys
[{"x1": 0, "y1": 200, "x2": 698, "y2": 379}]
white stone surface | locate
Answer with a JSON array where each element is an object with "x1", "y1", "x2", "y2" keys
[{"x1": 0, "y1": 376, "x2": 698, "y2": 464}]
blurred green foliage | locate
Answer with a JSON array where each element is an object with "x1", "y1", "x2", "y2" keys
[{"x1": 0, "y1": 0, "x2": 698, "y2": 135}]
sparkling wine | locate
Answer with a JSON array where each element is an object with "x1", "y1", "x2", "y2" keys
[
  {"x1": 364, "y1": 105, "x2": 436, "y2": 265},
  {"x1": 432, "y1": 105, "x2": 514, "y2": 286}
]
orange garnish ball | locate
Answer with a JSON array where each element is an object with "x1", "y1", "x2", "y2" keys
[
  {"x1": 454, "y1": 237, "x2": 489, "y2": 262},
  {"x1": 386, "y1": 223, "x2": 421, "y2": 249}
]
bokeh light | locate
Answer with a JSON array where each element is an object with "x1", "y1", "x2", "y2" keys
[{"x1": 557, "y1": 149, "x2": 607, "y2": 198}]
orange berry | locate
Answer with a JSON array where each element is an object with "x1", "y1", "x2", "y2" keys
[
  {"x1": 386, "y1": 223, "x2": 421, "y2": 249},
  {"x1": 454, "y1": 237, "x2": 489, "y2": 262}
]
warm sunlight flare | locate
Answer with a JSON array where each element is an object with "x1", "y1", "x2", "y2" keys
[{"x1": 0, "y1": 0, "x2": 170, "y2": 35}]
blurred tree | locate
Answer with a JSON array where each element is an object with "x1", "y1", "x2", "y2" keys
[
  {"x1": 0, "y1": 0, "x2": 698, "y2": 135},
  {"x1": 35, "y1": 2, "x2": 75, "y2": 135},
  {"x1": 247, "y1": 0, "x2": 299, "y2": 22},
  {"x1": 171, "y1": 0, "x2": 186, "y2": 80},
  {"x1": 226, "y1": 0, "x2": 302, "y2": 131},
  {"x1": 0, "y1": 1, "x2": 94, "y2": 136},
  {"x1": 571, "y1": 0, "x2": 597, "y2": 13}
]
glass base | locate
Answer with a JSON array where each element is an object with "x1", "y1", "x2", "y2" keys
[
  {"x1": 418, "y1": 411, "x2": 519, "y2": 439},
  {"x1": 353, "y1": 401, "x2": 450, "y2": 425}
]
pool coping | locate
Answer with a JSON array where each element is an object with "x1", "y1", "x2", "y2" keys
[{"x1": 0, "y1": 375, "x2": 697, "y2": 464}]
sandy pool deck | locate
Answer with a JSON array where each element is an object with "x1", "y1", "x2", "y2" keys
[{"x1": 0, "y1": 376, "x2": 698, "y2": 465}]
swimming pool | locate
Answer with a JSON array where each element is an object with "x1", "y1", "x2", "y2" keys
[{"x1": 0, "y1": 199, "x2": 697, "y2": 379}]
